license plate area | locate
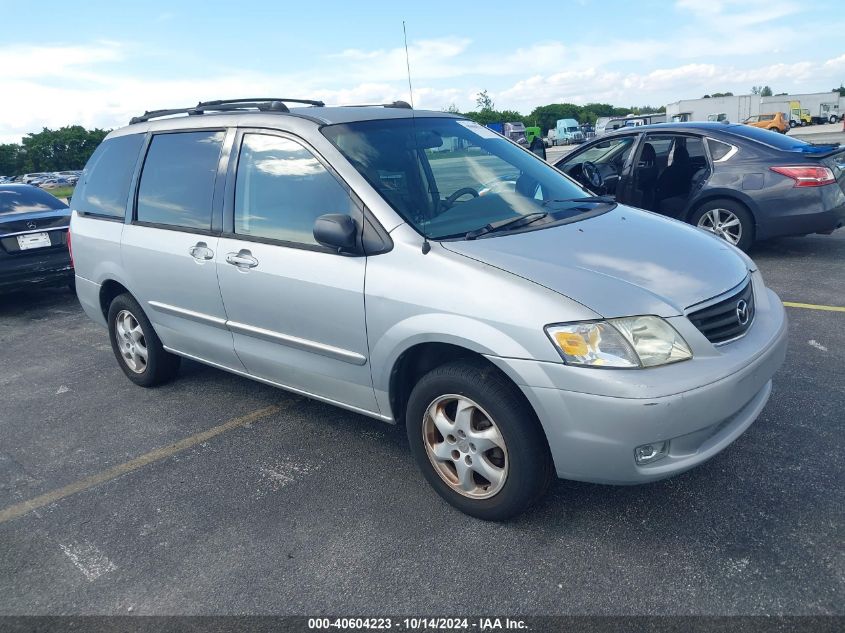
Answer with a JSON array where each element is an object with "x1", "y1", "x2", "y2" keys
[{"x1": 16, "y1": 232, "x2": 52, "y2": 250}]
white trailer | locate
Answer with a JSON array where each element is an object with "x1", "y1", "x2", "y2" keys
[
  {"x1": 665, "y1": 95, "x2": 756, "y2": 124},
  {"x1": 665, "y1": 91, "x2": 843, "y2": 125},
  {"x1": 595, "y1": 112, "x2": 666, "y2": 135},
  {"x1": 760, "y1": 92, "x2": 845, "y2": 123}
]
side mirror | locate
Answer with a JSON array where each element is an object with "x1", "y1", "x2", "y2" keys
[
  {"x1": 313, "y1": 214, "x2": 358, "y2": 253},
  {"x1": 530, "y1": 138, "x2": 546, "y2": 161}
]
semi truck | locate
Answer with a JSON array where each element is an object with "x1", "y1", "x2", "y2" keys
[{"x1": 549, "y1": 119, "x2": 584, "y2": 145}]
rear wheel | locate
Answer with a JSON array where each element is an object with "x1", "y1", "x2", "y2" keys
[
  {"x1": 691, "y1": 198, "x2": 754, "y2": 251},
  {"x1": 107, "y1": 293, "x2": 180, "y2": 387},
  {"x1": 406, "y1": 359, "x2": 553, "y2": 521}
]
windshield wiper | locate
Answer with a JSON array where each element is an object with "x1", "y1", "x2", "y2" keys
[
  {"x1": 542, "y1": 196, "x2": 616, "y2": 208},
  {"x1": 465, "y1": 212, "x2": 548, "y2": 240}
]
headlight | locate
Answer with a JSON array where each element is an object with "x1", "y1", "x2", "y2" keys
[{"x1": 546, "y1": 316, "x2": 692, "y2": 368}]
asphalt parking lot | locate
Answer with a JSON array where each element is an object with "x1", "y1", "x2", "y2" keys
[{"x1": 1, "y1": 231, "x2": 843, "y2": 616}]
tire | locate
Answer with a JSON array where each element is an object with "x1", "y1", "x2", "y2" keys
[
  {"x1": 405, "y1": 359, "x2": 553, "y2": 521},
  {"x1": 690, "y1": 198, "x2": 755, "y2": 251},
  {"x1": 831, "y1": 115, "x2": 838, "y2": 124},
  {"x1": 107, "y1": 292, "x2": 180, "y2": 387}
]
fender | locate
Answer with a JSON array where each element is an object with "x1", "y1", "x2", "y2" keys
[{"x1": 369, "y1": 313, "x2": 537, "y2": 417}]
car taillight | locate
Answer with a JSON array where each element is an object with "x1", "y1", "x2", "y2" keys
[
  {"x1": 770, "y1": 165, "x2": 836, "y2": 187},
  {"x1": 67, "y1": 228, "x2": 74, "y2": 267}
]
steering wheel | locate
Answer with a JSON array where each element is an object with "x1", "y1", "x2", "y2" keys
[
  {"x1": 582, "y1": 161, "x2": 603, "y2": 189},
  {"x1": 442, "y1": 187, "x2": 480, "y2": 209}
]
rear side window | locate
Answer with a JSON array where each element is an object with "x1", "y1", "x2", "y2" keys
[
  {"x1": 0, "y1": 186, "x2": 68, "y2": 215},
  {"x1": 234, "y1": 134, "x2": 353, "y2": 246},
  {"x1": 137, "y1": 131, "x2": 224, "y2": 230},
  {"x1": 73, "y1": 134, "x2": 144, "y2": 219}
]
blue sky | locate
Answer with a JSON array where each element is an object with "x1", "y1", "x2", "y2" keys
[{"x1": 1, "y1": 0, "x2": 843, "y2": 142}]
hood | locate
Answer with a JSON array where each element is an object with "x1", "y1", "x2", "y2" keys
[{"x1": 441, "y1": 206, "x2": 749, "y2": 318}]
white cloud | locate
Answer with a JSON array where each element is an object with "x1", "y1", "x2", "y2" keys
[
  {"x1": 0, "y1": 42, "x2": 124, "y2": 81},
  {"x1": 0, "y1": 24, "x2": 841, "y2": 145}
]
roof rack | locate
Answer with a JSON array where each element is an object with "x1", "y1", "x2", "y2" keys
[
  {"x1": 129, "y1": 97, "x2": 326, "y2": 124},
  {"x1": 343, "y1": 100, "x2": 413, "y2": 110}
]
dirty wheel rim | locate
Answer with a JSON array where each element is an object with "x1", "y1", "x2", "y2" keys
[
  {"x1": 698, "y1": 208, "x2": 742, "y2": 245},
  {"x1": 422, "y1": 394, "x2": 509, "y2": 499},
  {"x1": 115, "y1": 309, "x2": 148, "y2": 373}
]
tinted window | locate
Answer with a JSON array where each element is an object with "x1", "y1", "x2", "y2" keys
[
  {"x1": 707, "y1": 138, "x2": 733, "y2": 161},
  {"x1": 234, "y1": 134, "x2": 353, "y2": 246},
  {"x1": 72, "y1": 134, "x2": 144, "y2": 218},
  {"x1": 137, "y1": 131, "x2": 224, "y2": 229},
  {"x1": 0, "y1": 185, "x2": 68, "y2": 215}
]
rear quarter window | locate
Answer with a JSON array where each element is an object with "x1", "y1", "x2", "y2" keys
[
  {"x1": 72, "y1": 133, "x2": 144, "y2": 219},
  {"x1": 707, "y1": 138, "x2": 734, "y2": 161}
]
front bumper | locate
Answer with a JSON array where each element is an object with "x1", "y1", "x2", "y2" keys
[{"x1": 486, "y1": 287, "x2": 788, "y2": 484}]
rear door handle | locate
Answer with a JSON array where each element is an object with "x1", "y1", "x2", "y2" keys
[
  {"x1": 226, "y1": 249, "x2": 259, "y2": 269},
  {"x1": 189, "y1": 241, "x2": 214, "y2": 260}
]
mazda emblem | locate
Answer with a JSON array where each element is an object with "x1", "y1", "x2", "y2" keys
[
  {"x1": 27, "y1": 221, "x2": 37, "y2": 230},
  {"x1": 736, "y1": 299, "x2": 750, "y2": 326}
]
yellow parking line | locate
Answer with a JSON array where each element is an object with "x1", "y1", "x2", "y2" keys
[
  {"x1": 783, "y1": 301, "x2": 845, "y2": 313},
  {"x1": 0, "y1": 405, "x2": 281, "y2": 525}
]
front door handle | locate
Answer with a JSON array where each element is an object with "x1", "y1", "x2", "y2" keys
[
  {"x1": 189, "y1": 242, "x2": 214, "y2": 260},
  {"x1": 226, "y1": 249, "x2": 259, "y2": 269}
]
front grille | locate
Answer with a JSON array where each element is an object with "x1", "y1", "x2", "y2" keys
[{"x1": 688, "y1": 279, "x2": 755, "y2": 345}]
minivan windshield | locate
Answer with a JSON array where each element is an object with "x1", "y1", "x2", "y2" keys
[{"x1": 322, "y1": 117, "x2": 595, "y2": 240}]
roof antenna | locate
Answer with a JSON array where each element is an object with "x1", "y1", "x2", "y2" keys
[{"x1": 403, "y1": 20, "x2": 430, "y2": 254}]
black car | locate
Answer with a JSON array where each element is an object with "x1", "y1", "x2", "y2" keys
[
  {"x1": 554, "y1": 122, "x2": 845, "y2": 250},
  {"x1": 0, "y1": 184, "x2": 73, "y2": 293}
]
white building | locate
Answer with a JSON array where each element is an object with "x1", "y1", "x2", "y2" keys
[{"x1": 665, "y1": 91, "x2": 843, "y2": 124}]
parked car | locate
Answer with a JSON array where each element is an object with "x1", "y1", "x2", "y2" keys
[
  {"x1": 71, "y1": 99, "x2": 787, "y2": 520},
  {"x1": 742, "y1": 112, "x2": 789, "y2": 134},
  {"x1": 40, "y1": 177, "x2": 74, "y2": 189},
  {"x1": 0, "y1": 184, "x2": 73, "y2": 293},
  {"x1": 554, "y1": 122, "x2": 845, "y2": 250}
]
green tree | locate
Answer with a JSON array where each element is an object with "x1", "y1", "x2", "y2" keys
[
  {"x1": 760, "y1": 86, "x2": 773, "y2": 97},
  {"x1": 833, "y1": 84, "x2": 845, "y2": 97},
  {"x1": 8, "y1": 126, "x2": 109, "y2": 173},
  {"x1": 0, "y1": 144, "x2": 23, "y2": 176},
  {"x1": 475, "y1": 90, "x2": 494, "y2": 111}
]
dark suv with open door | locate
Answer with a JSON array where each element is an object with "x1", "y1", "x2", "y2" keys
[{"x1": 554, "y1": 122, "x2": 845, "y2": 250}]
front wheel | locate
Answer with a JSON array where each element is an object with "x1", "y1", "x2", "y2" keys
[
  {"x1": 406, "y1": 359, "x2": 553, "y2": 521},
  {"x1": 691, "y1": 199, "x2": 755, "y2": 251},
  {"x1": 107, "y1": 293, "x2": 180, "y2": 387}
]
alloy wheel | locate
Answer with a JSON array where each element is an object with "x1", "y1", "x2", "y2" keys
[
  {"x1": 422, "y1": 394, "x2": 509, "y2": 499},
  {"x1": 697, "y1": 208, "x2": 742, "y2": 245},
  {"x1": 115, "y1": 309, "x2": 148, "y2": 373}
]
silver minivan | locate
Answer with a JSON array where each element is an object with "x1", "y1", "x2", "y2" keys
[{"x1": 70, "y1": 99, "x2": 788, "y2": 520}]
